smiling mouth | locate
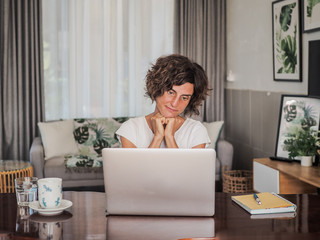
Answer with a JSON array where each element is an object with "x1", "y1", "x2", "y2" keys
[{"x1": 166, "y1": 106, "x2": 177, "y2": 112}]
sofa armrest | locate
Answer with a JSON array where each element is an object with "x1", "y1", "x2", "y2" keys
[
  {"x1": 30, "y1": 137, "x2": 45, "y2": 178},
  {"x1": 217, "y1": 139, "x2": 233, "y2": 172}
]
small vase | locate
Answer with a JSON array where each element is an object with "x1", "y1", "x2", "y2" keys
[{"x1": 301, "y1": 156, "x2": 313, "y2": 167}]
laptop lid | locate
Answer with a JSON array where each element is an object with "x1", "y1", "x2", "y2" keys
[{"x1": 102, "y1": 148, "x2": 216, "y2": 216}]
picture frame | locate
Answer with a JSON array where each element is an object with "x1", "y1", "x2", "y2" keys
[
  {"x1": 275, "y1": 95, "x2": 320, "y2": 159},
  {"x1": 272, "y1": 0, "x2": 301, "y2": 81},
  {"x1": 308, "y1": 40, "x2": 320, "y2": 97},
  {"x1": 303, "y1": 0, "x2": 320, "y2": 32}
]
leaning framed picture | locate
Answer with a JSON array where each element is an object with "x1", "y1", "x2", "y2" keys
[
  {"x1": 275, "y1": 95, "x2": 320, "y2": 159},
  {"x1": 272, "y1": 0, "x2": 301, "y2": 81},
  {"x1": 303, "y1": 0, "x2": 320, "y2": 32}
]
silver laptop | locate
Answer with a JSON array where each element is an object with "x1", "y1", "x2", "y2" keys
[
  {"x1": 106, "y1": 216, "x2": 215, "y2": 239},
  {"x1": 102, "y1": 148, "x2": 216, "y2": 216}
]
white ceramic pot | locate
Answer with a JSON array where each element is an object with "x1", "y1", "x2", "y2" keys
[{"x1": 301, "y1": 156, "x2": 313, "y2": 167}]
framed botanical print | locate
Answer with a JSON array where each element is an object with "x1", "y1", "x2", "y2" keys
[
  {"x1": 272, "y1": 0, "x2": 301, "y2": 81},
  {"x1": 275, "y1": 95, "x2": 320, "y2": 159},
  {"x1": 303, "y1": 0, "x2": 320, "y2": 32}
]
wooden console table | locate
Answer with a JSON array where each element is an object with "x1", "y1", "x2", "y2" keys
[{"x1": 253, "y1": 158, "x2": 320, "y2": 194}]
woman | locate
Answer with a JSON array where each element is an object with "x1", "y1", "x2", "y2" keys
[{"x1": 116, "y1": 54, "x2": 211, "y2": 148}]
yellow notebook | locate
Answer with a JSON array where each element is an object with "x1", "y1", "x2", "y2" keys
[{"x1": 231, "y1": 192, "x2": 296, "y2": 215}]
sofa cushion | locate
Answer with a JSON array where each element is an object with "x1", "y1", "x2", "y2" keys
[
  {"x1": 64, "y1": 154, "x2": 102, "y2": 168},
  {"x1": 73, "y1": 117, "x2": 128, "y2": 156},
  {"x1": 202, "y1": 121, "x2": 224, "y2": 149},
  {"x1": 38, "y1": 120, "x2": 79, "y2": 160}
]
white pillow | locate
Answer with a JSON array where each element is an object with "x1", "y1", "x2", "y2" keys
[
  {"x1": 202, "y1": 121, "x2": 224, "y2": 149},
  {"x1": 38, "y1": 120, "x2": 79, "y2": 160}
]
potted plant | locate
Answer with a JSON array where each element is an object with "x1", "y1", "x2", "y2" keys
[{"x1": 283, "y1": 128, "x2": 320, "y2": 166}]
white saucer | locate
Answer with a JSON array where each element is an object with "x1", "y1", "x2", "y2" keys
[
  {"x1": 29, "y1": 199, "x2": 73, "y2": 216},
  {"x1": 30, "y1": 211, "x2": 73, "y2": 222}
]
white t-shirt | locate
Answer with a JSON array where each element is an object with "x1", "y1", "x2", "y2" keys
[{"x1": 116, "y1": 116, "x2": 211, "y2": 148}]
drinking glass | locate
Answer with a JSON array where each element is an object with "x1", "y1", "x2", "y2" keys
[{"x1": 15, "y1": 177, "x2": 38, "y2": 206}]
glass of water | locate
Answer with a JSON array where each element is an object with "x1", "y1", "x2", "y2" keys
[{"x1": 15, "y1": 177, "x2": 38, "y2": 206}]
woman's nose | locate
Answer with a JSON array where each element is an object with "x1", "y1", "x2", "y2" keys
[{"x1": 171, "y1": 96, "x2": 180, "y2": 107}]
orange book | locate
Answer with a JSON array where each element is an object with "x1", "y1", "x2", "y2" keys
[{"x1": 231, "y1": 192, "x2": 296, "y2": 215}]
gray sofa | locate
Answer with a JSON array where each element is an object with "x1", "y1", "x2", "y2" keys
[{"x1": 30, "y1": 118, "x2": 233, "y2": 188}]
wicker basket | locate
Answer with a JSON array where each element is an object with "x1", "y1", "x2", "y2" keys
[{"x1": 222, "y1": 167, "x2": 253, "y2": 193}]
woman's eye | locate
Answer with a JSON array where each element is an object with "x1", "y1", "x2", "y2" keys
[
  {"x1": 182, "y1": 96, "x2": 190, "y2": 101},
  {"x1": 168, "y1": 90, "x2": 175, "y2": 95}
]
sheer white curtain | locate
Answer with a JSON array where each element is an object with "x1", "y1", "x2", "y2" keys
[{"x1": 42, "y1": 0, "x2": 174, "y2": 121}]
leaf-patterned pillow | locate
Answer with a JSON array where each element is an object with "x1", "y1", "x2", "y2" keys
[
  {"x1": 73, "y1": 117, "x2": 128, "y2": 156},
  {"x1": 64, "y1": 154, "x2": 102, "y2": 168}
]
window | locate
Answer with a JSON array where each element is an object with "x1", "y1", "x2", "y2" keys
[{"x1": 42, "y1": 0, "x2": 174, "y2": 120}]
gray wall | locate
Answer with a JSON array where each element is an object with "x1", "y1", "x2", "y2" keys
[
  {"x1": 226, "y1": 0, "x2": 320, "y2": 170},
  {"x1": 225, "y1": 89, "x2": 284, "y2": 170}
]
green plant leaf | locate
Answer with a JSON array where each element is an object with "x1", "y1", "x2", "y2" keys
[
  {"x1": 74, "y1": 126, "x2": 89, "y2": 144},
  {"x1": 279, "y1": 32, "x2": 297, "y2": 74},
  {"x1": 283, "y1": 129, "x2": 320, "y2": 159},
  {"x1": 279, "y1": 3, "x2": 296, "y2": 32},
  {"x1": 307, "y1": 0, "x2": 320, "y2": 18}
]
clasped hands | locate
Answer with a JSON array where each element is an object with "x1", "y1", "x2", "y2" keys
[{"x1": 150, "y1": 113, "x2": 183, "y2": 139}]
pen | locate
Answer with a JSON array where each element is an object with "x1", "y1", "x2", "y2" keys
[{"x1": 253, "y1": 193, "x2": 261, "y2": 205}]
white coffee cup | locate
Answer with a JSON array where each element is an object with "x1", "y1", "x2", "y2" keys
[{"x1": 38, "y1": 178, "x2": 62, "y2": 209}]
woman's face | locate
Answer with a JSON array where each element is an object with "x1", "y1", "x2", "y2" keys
[{"x1": 155, "y1": 82, "x2": 194, "y2": 117}]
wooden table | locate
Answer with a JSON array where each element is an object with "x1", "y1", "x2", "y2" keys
[
  {"x1": 0, "y1": 160, "x2": 34, "y2": 193},
  {"x1": 0, "y1": 191, "x2": 319, "y2": 239},
  {"x1": 253, "y1": 158, "x2": 320, "y2": 194}
]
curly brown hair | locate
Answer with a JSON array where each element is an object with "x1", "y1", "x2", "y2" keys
[{"x1": 145, "y1": 54, "x2": 211, "y2": 116}]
